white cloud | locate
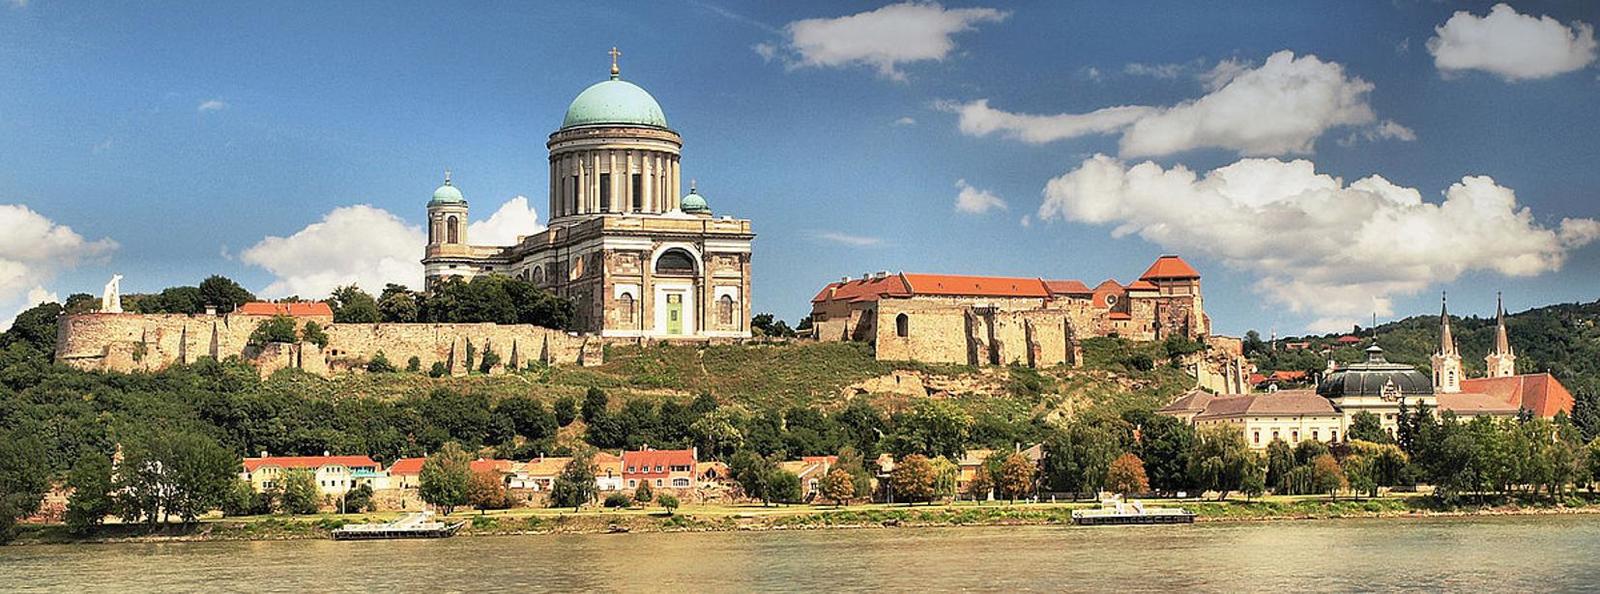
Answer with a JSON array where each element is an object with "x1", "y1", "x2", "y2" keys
[
  {"x1": 1081, "y1": 66, "x2": 1103, "y2": 82},
  {"x1": 1037, "y1": 154, "x2": 1600, "y2": 331},
  {"x1": 1428, "y1": 3, "x2": 1597, "y2": 81},
  {"x1": 892, "y1": 116, "x2": 917, "y2": 126},
  {"x1": 197, "y1": 99, "x2": 228, "y2": 112},
  {"x1": 241, "y1": 197, "x2": 547, "y2": 298},
  {"x1": 753, "y1": 42, "x2": 777, "y2": 62},
  {"x1": 954, "y1": 179, "x2": 1006, "y2": 214},
  {"x1": 0, "y1": 204, "x2": 117, "y2": 322},
  {"x1": 1124, "y1": 62, "x2": 1187, "y2": 79},
  {"x1": 813, "y1": 231, "x2": 883, "y2": 247},
  {"x1": 1, "y1": 287, "x2": 58, "y2": 332},
  {"x1": 1340, "y1": 119, "x2": 1418, "y2": 147},
  {"x1": 767, "y1": 2, "x2": 1009, "y2": 80},
  {"x1": 953, "y1": 50, "x2": 1392, "y2": 157},
  {"x1": 467, "y1": 196, "x2": 544, "y2": 247}
]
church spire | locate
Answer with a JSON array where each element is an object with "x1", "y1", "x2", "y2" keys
[
  {"x1": 1437, "y1": 291, "x2": 1457, "y2": 356},
  {"x1": 1485, "y1": 291, "x2": 1517, "y2": 378}
]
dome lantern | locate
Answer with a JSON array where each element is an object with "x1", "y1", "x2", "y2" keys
[
  {"x1": 681, "y1": 179, "x2": 710, "y2": 215},
  {"x1": 429, "y1": 170, "x2": 466, "y2": 206}
]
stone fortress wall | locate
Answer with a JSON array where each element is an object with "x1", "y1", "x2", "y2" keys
[{"x1": 55, "y1": 312, "x2": 599, "y2": 377}]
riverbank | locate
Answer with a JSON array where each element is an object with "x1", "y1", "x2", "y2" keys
[{"x1": 14, "y1": 494, "x2": 1600, "y2": 546}]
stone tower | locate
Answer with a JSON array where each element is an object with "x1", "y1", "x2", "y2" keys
[
  {"x1": 1430, "y1": 292, "x2": 1462, "y2": 393},
  {"x1": 423, "y1": 171, "x2": 473, "y2": 286},
  {"x1": 1485, "y1": 292, "x2": 1517, "y2": 378}
]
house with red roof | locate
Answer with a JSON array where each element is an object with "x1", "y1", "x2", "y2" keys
[
  {"x1": 622, "y1": 448, "x2": 697, "y2": 491},
  {"x1": 806, "y1": 256, "x2": 1223, "y2": 377},
  {"x1": 234, "y1": 301, "x2": 335, "y2": 320},
  {"x1": 241, "y1": 453, "x2": 382, "y2": 497}
]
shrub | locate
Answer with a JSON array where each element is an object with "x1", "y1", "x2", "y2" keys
[
  {"x1": 603, "y1": 492, "x2": 632, "y2": 508},
  {"x1": 635, "y1": 481, "x2": 654, "y2": 504},
  {"x1": 406, "y1": 356, "x2": 421, "y2": 373},
  {"x1": 479, "y1": 347, "x2": 501, "y2": 374},
  {"x1": 301, "y1": 321, "x2": 329, "y2": 349},
  {"x1": 429, "y1": 361, "x2": 449, "y2": 378},
  {"x1": 658, "y1": 493, "x2": 680, "y2": 516},
  {"x1": 367, "y1": 351, "x2": 397, "y2": 373},
  {"x1": 249, "y1": 316, "x2": 298, "y2": 346}
]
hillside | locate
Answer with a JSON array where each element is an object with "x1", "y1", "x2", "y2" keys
[{"x1": 1249, "y1": 299, "x2": 1600, "y2": 398}]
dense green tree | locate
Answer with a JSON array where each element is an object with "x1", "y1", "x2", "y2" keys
[
  {"x1": 341, "y1": 483, "x2": 375, "y2": 513},
  {"x1": 581, "y1": 387, "x2": 609, "y2": 423},
  {"x1": 1128, "y1": 411, "x2": 1195, "y2": 495},
  {"x1": 1187, "y1": 426, "x2": 1253, "y2": 500},
  {"x1": 888, "y1": 400, "x2": 972, "y2": 459},
  {"x1": 63, "y1": 293, "x2": 97, "y2": 314},
  {"x1": 249, "y1": 315, "x2": 299, "y2": 345},
  {"x1": 2, "y1": 301, "x2": 62, "y2": 354},
  {"x1": 279, "y1": 469, "x2": 320, "y2": 515},
  {"x1": 835, "y1": 446, "x2": 875, "y2": 502},
  {"x1": 996, "y1": 451, "x2": 1038, "y2": 502},
  {"x1": 835, "y1": 399, "x2": 887, "y2": 457},
  {"x1": 1264, "y1": 438, "x2": 1296, "y2": 493},
  {"x1": 767, "y1": 469, "x2": 803, "y2": 504},
  {"x1": 750, "y1": 313, "x2": 796, "y2": 337},
  {"x1": 198, "y1": 275, "x2": 255, "y2": 313},
  {"x1": 634, "y1": 480, "x2": 654, "y2": 504},
  {"x1": 550, "y1": 453, "x2": 598, "y2": 510},
  {"x1": 64, "y1": 452, "x2": 115, "y2": 534},
  {"x1": 554, "y1": 396, "x2": 579, "y2": 427},
  {"x1": 329, "y1": 285, "x2": 381, "y2": 323},
  {"x1": 377, "y1": 284, "x2": 421, "y2": 323},
  {"x1": 496, "y1": 397, "x2": 557, "y2": 442},
  {"x1": 690, "y1": 410, "x2": 744, "y2": 460},
  {"x1": 301, "y1": 321, "x2": 330, "y2": 349},
  {"x1": 1041, "y1": 420, "x2": 1123, "y2": 497},
  {"x1": 114, "y1": 430, "x2": 240, "y2": 524},
  {"x1": 420, "y1": 442, "x2": 472, "y2": 515},
  {"x1": 657, "y1": 492, "x2": 680, "y2": 515},
  {"x1": 730, "y1": 450, "x2": 778, "y2": 504},
  {"x1": 0, "y1": 428, "x2": 49, "y2": 542},
  {"x1": 1348, "y1": 411, "x2": 1390, "y2": 443},
  {"x1": 1309, "y1": 454, "x2": 1348, "y2": 500},
  {"x1": 931, "y1": 456, "x2": 960, "y2": 501},
  {"x1": 367, "y1": 351, "x2": 397, "y2": 373},
  {"x1": 889, "y1": 454, "x2": 936, "y2": 504}
]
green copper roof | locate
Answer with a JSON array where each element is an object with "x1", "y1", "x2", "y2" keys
[
  {"x1": 681, "y1": 187, "x2": 710, "y2": 214},
  {"x1": 561, "y1": 77, "x2": 669, "y2": 129},
  {"x1": 429, "y1": 179, "x2": 465, "y2": 206}
]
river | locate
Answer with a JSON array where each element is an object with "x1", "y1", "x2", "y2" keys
[{"x1": 4, "y1": 516, "x2": 1599, "y2": 592}]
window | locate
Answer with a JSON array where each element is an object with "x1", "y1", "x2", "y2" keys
[
  {"x1": 619, "y1": 293, "x2": 634, "y2": 324},
  {"x1": 655, "y1": 465, "x2": 663, "y2": 472},
  {"x1": 718, "y1": 295, "x2": 734, "y2": 325},
  {"x1": 655, "y1": 249, "x2": 696, "y2": 274},
  {"x1": 1292, "y1": 431, "x2": 1299, "y2": 442},
  {"x1": 446, "y1": 215, "x2": 459, "y2": 244},
  {"x1": 1312, "y1": 430, "x2": 1319, "y2": 441},
  {"x1": 599, "y1": 173, "x2": 611, "y2": 211},
  {"x1": 1253, "y1": 431, "x2": 1260, "y2": 444},
  {"x1": 533, "y1": 267, "x2": 544, "y2": 284},
  {"x1": 632, "y1": 173, "x2": 643, "y2": 211},
  {"x1": 1272, "y1": 431, "x2": 1279, "y2": 441},
  {"x1": 1331, "y1": 430, "x2": 1339, "y2": 442},
  {"x1": 895, "y1": 313, "x2": 909, "y2": 337},
  {"x1": 655, "y1": 479, "x2": 663, "y2": 487},
  {"x1": 569, "y1": 176, "x2": 579, "y2": 213},
  {"x1": 672, "y1": 478, "x2": 690, "y2": 488}
]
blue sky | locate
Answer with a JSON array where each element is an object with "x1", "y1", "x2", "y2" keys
[{"x1": 1, "y1": 1, "x2": 1597, "y2": 335}]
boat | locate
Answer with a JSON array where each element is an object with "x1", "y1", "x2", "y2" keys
[
  {"x1": 1070, "y1": 497, "x2": 1195, "y2": 526},
  {"x1": 331, "y1": 511, "x2": 467, "y2": 540}
]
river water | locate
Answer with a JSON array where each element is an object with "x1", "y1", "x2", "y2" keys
[{"x1": 4, "y1": 516, "x2": 1598, "y2": 592}]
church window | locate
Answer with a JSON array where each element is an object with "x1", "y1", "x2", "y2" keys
[
  {"x1": 569, "y1": 176, "x2": 579, "y2": 214},
  {"x1": 619, "y1": 293, "x2": 634, "y2": 324},
  {"x1": 446, "y1": 216, "x2": 459, "y2": 244},
  {"x1": 895, "y1": 313, "x2": 909, "y2": 338},
  {"x1": 428, "y1": 219, "x2": 435, "y2": 244},
  {"x1": 655, "y1": 249, "x2": 696, "y2": 275},
  {"x1": 718, "y1": 295, "x2": 734, "y2": 325},
  {"x1": 599, "y1": 174, "x2": 611, "y2": 211},
  {"x1": 632, "y1": 173, "x2": 643, "y2": 211},
  {"x1": 533, "y1": 267, "x2": 544, "y2": 284}
]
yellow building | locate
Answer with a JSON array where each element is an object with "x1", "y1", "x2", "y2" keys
[{"x1": 241, "y1": 454, "x2": 384, "y2": 497}]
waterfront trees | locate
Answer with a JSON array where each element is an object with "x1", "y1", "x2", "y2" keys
[
  {"x1": 1105, "y1": 453, "x2": 1149, "y2": 499},
  {"x1": 467, "y1": 470, "x2": 513, "y2": 511},
  {"x1": 0, "y1": 428, "x2": 48, "y2": 542},
  {"x1": 889, "y1": 454, "x2": 936, "y2": 504},
  {"x1": 420, "y1": 443, "x2": 472, "y2": 515},
  {"x1": 63, "y1": 453, "x2": 114, "y2": 534},
  {"x1": 1187, "y1": 426, "x2": 1253, "y2": 500},
  {"x1": 819, "y1": 467, "x2": 855, "y2": 506},
  {"x1": 1041, "y1": 421, "x2": 1122, "y2": 498},
  {"x1": 550, "y1": 453, "x2": 598, "y2": 510},
  {"x1": 996, "y1": 452, "x2": 1038, "y2": 502},
  {"x1": 279, "y1": 470, "x2": 320, "y2": 515},
  {"x1": 113, "y1": 431, "x2": 239, "y2": 524}
]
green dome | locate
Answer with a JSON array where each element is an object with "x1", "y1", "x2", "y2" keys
[
  {"x1": 681, "y1": 187, "x2": 710, "y2": 214},
  {"x1": 429, "y1": 180, "x2": 465, "y2": 206},
  {"x1": 561, "y1": 77, "x2": 669, "y2": 129}
]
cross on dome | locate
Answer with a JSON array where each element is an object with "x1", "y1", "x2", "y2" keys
[
  {"x1": 609, "y1": 47, "x2": 622, "y2": 79},
  {"x1": 444, "y1": 169, "x2": 452, "y2": 185}
]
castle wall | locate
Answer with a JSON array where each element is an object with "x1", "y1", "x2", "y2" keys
[{"x1": 56, "y1": 313, "x2": 592, "y2": 377}]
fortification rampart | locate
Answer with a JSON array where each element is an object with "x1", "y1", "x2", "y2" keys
[{"x1": 55, "y1": 312, "x2": 599, "y2": 377}]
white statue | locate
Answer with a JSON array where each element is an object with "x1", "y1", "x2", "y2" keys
[{"x1": 102, "y1": 274, "x2": 123, "y2": 313}]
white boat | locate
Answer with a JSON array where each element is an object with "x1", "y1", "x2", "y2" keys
[
  {"x1": 1070, "y1": 497, "x2": 1195, "y2": 526},
  {"x1": 331, "y1": 511, "x2": 467, "y2": 540}
]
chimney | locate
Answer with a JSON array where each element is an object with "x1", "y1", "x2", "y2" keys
[
  {"x1": 875, "y1": 271, "x2": 888, "y2": 279},
  {"x1": 692, "y1": 446, "x2": 698, "y2": 461},
  {"x1": 260, "y1": 450, "x2": 268, "y2": 458},
  {"x1": 323, "y1": 450, "x2": 330, "y2": 457}
]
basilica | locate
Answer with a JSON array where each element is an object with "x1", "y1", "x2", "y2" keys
[{"x1": 422, "y1": 50, "x2": 754, "y2": 339}]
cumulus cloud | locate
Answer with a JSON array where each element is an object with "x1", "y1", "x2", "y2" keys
[
  {"x1": 954, "y1": 179, "x2": 1006, "y2": 214},
  {"x1": 467, "y1": 196, "x2": 544, "y2": 247},
  {"x1": 2, "y1": 287, "x2": 58, "y2": 332},
  {"x1": 952, "y1": 51, "x2": 1397, "y2": 157},
  {"x1": 241, "y1": 205, "x2": 425, "y2": 298},
  {"x1": 1037, "y1": 154, "x2": 1600, "y2": 331},
  {"x1": 197, "y1": 99, "x2": 227, "y2": 112},
  {"x1": 812, "y1": 231, "x2": 884, "y2": 247},
  {"x1": 1428, "y1": 3, "x2": 1597, "y2": 81},
  {"x1": 0, "y1": 204, "x2": 117, "y2": 326},
  {"x1": 765, "y1": 2, "x2": 1009, "y2": 80},
  {"x1": 1123, "y1": 62, "x2": 1187, "y2": 79}
]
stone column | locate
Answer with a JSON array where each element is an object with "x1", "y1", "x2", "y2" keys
[
  {"x1": 589, "y1": 151, "x2": 600, "y2": 213},
  {"x1": 641, "y1": 152, "x2": 654, "y2": 214},
  {"x1": 669, "y1": 158, "x2": 680, "y2": 211},
  {"x1": 549, "y1": 159, "x2": 559, "y2": 219}
]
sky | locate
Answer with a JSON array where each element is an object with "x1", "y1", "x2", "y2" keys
[{"x1": 2, "y1": 1, "x2": 1598, "y2": 336}]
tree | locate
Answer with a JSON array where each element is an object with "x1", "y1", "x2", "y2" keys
[
  {"x1": 1265, "y1": 438, "x2": 1295, "y2": 493},
  {"x1": 767, "y1": 469, "x2": 803, "y2": 504},
  {"x1": 554, "y1": 396, "x2": 579, "y2": 427},
  {"x1": 198, "y1": 275, "x2": 255, "y2": 313},
  {"x1": 406, "y1": 356, "x2": 422, "y2": 373},
  {"x1": 1130, "y1": 413, "x2": 1196, "y2": 496},
  {"x1": 889, "y1": 454, "x2": 936, "y2": 504},
  {"x1": 550, "y1": 453, "x2": 599, "y2": 510},
  {"x1": 581, "y1": 387, "x2": 609, "y2": 423},
  {"x1": 1041, "y1": 420, "x2": 1123, "y2": 497},
  {"x1": 1, "y1": 302, "x2": 62, "y2": 354},
  {"x1": 931, "y1": 456, "x2": 960, "y2": 502},
  {"x1": 113, "y1": 430, "x2": 239, "y2": 524},
  {"x1": 634, "y1": 480, "x2": 655, "y2": 505},
  {"x1": 249, "y1": 315, "x2": 299, "y2": 345},
  {"x1": 429, "y1": 361, "x2": 449, "y2": 378},
  {"x1": 966, "y1": 466, "x2": 994, "y2": 502},
  {"x1": 1348, "y1": 411, "x2": 1390, "y2": 443},
  {"x1": 329, "y1": 285, "x2": 381, "y2": 323},
  {"x1": 467, "y1": 470, "x2": 512, "y2": 511},
  {"x1": 1344, "y1": 440, "x2": 1408, "y2": 498},
  {"x1": 1186, "y1": 426, "x2": 1253, "y2": 500},
  {"x1": 478, "y1": 345, "x2": 501, "y2": 374},
  {"x1": 603, "y1": 492, "x2": 631, "y2": 508},
  {"x1": 64, "y1": 452, "x2": 115, "y2": 535},
  {"x1": 367, "y1": 351, "x2": 397, "y2": 373},
  {"x1": 1105, "y1": 453, "x2": 1149, "y2": 499},
  {"x1": 996, "y1": 452, "x2": 1038, "y2": 502},
  {"x1": 221, "y1": 479, "x2": 258, "y2": 517},
  {"x1": 730, "y1": 450, "x2": 777, "y2": 504},
  {"x1": 658, "y1": 492, "x2": 680, "y2": 515},
  {"x1": 888, "y1": 400, "x2": 972, "y2": 459},
  {"x1": 279, "y1": 469, "x2": 320, "y2": 515},
  {"x1": 419, "y1": 442, "x2": 472, "y2": 515},
  {"x1": 0, "y1": 428, "x2": 48, "y2": 542},
  {"x1": 496, "y1": 397, "x2": 557, "y2": 442},
  {"x1": 301, "y1": 321, "x2": 329, "y2": 349},
  {"x1": 378, "y1": 284, "x2": 421, "y2": 323},
  {"x1": 818, "y1": 467, "x2": 855, "y2": 506},
  {"x1": 835, "y1": 446, "x2": 875, "y2": 502},
  {"x1": 342, "y1": 483, "x2": 375, "y2": 513},
  {"x1": 1309, "y1": 454, "x2": 1348, "y2": 500}
]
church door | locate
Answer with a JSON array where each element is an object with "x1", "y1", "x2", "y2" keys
[{"x1": 666, "y1": 294, "x2": 683, "y2": 335}]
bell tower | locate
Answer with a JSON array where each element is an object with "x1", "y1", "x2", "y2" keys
[
  {"x1": 423, "y1": 170, "x2": 472, "y2": 286},
  {"x1": 1485, "y1": 292, "x2": 1517, "y2": 378},
  {"x1": 1430, "y1": 292, "x2": 1462, "y2": 393}
]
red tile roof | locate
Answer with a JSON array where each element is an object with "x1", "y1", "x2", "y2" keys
[
  {"x1": 622, "y1": 449, "x2": 696, "y2": 478},
  {"x1": 811, "y1": 275, "x2": 910, "y2": 304},
  {"x1": 1138, "y1": 255, "x2": 1200, "y2": 280},
  {"x1": 470, "y1": 459, "x2": 515, "y2": 474},
  {"x1": 1460, "y1": 373, "x2": 1575, "y2": 418},
  {"x1": 1108, "y1": 312, "x2": 1133, "y2": 320},
  {"x1": 388, "y1": 457, "x2": 426, "y2": 476},
  {"x1": 1045, "y1": 280, "x2": 1092, "y2": 295},
  {"x1": 900, "y1": 273, "x2": 1050, "y2": 298},
  {"x1": 1125, "y1": 280, "x2": 1158, "y2": 291},
  {"x1": 1335, "y1": 335, "x2": 1362, "y2": 344},
  {"x1": 243, "y1": 455, "x2": 379, "y2": 473},
  {"x1": 1191, "y1": 390, "x2": 1336, "y2": 419},
  {"x1": 1437, "y1": 392, "x2": 1521, "y2": 416},
  {"x1": 236, "y1": 301, "x2": 334, "y2": 317}
]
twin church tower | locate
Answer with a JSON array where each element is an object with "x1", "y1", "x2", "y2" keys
[
  {"x1": 422, "y1": 49, "x2": 755, "y2": 339},
  {"x1": 1431, "y1": 293, "x2": 1519, "y2": 393}
]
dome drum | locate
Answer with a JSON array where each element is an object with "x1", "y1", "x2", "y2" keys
[{"x1": 1316, "y1": 346, "x2": 1434, "y2": 399}]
